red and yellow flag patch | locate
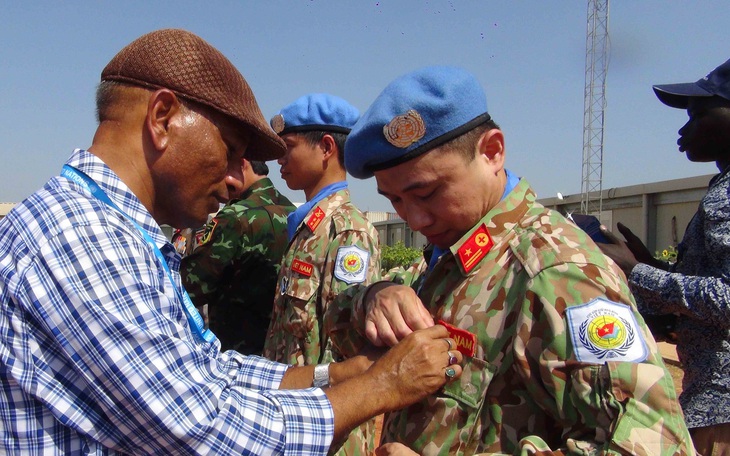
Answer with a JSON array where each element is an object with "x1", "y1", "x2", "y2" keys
[{"x1": 291, "y1": 259, "x2": 314, "y2": 277}]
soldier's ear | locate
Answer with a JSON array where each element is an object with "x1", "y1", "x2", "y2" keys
[{"x1": 319, "y1": 134, "x2": 337, "y2": 162}]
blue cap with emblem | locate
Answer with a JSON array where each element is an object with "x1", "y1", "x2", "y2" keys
[
  {"x1": 344, "y1": 66, "x2": 491, "y2": 179},
  {"x1": 270, "y1": 93, "x2": 360, "y2": 136},
  {"x1": 653, "y1": 58, "x2": 730, "y2": 109}
]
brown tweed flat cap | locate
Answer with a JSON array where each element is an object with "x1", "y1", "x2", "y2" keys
[{"x1": 101, "y1": 29, "x2": 284, "y2": 161}]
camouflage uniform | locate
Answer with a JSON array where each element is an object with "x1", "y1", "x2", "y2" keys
[
  {"x1": 181, "y1": 178, "x2": 294, "y2": 354},
  {"x1": 328, "y1": 179, "x2": 694, "y2": 455},
  {"x1": 263, "y1": 187, "x2": 380, "y2": 456}
]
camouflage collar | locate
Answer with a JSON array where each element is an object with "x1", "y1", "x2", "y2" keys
[{"x1": 449, "y1": 178, "x2": 533, "y2": 276}]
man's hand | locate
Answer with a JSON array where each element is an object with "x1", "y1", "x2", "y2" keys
[
  {"x1": 598, "y1": 223, "x2": 668, "y2": 276},
  {"x1": 366, "y1": 325, "x2": 463, "y2": 411},
  {"x1": 364, "y1": 282, "x2": 434, "y2": 347},
  {"x1": 616, "y1": 222, "x2": 665, "y2": 265},
  {"x1": 598, "y1": 224, "x2": 641, "y2": 276},
  {"x1": 323, "y1": 325, "x2": 463, "y2": 443}
]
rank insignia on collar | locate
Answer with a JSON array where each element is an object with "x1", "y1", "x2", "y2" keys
[
  {"x1": 271, "y1": 114, "x2": 285, "y2": 134},
  {"x1": 306, "y1": 206, "x2": 325, "y2": 232},
  {"x1": 437, "y1": 320, "x2": 476, "y2": 357},
  {"x1": 291, "y1": 259, "x2": 314, "y2": 277},
  {"x1": 457, "y1": 223, "x2": 493, "y2": 273},
  {"x1": 383, "y1": 109, "x2": 426, "y2": 148}
]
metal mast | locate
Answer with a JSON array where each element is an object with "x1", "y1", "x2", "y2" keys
[{"x1": 580, "y1": 0, "x2": 610, "y2": 215}]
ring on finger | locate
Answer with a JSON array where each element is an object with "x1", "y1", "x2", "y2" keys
[
  {"x1": 447, "y1": 351, "x2": 458, "y2": 366},
  {"x1": 445, "y1": 367, "x2": 456, "y2": 379},
  {"x1": 444, "y1": 338, "x2": 453, "y2": 351}
]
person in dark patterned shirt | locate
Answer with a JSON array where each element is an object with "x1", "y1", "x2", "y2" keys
[
  {"x1": 600, "y1": 58, "x2": 730, "y2": 454},
  {"x1": 182, "y1": 159, "x2": 295, "y2": 354}
]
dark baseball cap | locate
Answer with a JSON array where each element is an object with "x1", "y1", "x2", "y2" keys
[{"x1": 653, "y1": 58, "x2": 730, "y2": 109}]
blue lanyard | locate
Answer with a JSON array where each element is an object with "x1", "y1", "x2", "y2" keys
[{"x1": 61, "y1": 165, "x2": 216, "y2": 344}]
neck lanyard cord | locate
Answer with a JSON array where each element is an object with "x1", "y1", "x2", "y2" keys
[{"x1": 61, "y1": 165, "x2": 216, "y2": 344}]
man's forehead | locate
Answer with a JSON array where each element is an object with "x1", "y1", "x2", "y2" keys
[{"x1": 375, "y1": 164, "x2": 440, "y2": 195}]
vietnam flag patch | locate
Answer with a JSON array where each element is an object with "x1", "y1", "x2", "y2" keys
[
  {"x1": 306, "y1": 206, "x2": 325, "y2": 232},
  {"x1": 456, "y1": 223, "x2": 493, "y2": 273},
  {"x1": 437, "y1": 320, "x2": 477, "y2": 357}
]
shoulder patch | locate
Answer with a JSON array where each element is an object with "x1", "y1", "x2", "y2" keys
[
  {"x1": 200, "y1": 218, "x2": 219, "y2": 245},
  {"x1": 566, "y1": 298, "x2": 648, "y2": 364},
  {"x1": 334, "y1": 246, "x2": 369, "y2": 284}
]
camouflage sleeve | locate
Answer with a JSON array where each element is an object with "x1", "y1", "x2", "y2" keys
[
  {"x1": 326, "y1": 258, "x2": 427, "y2": 359},
  {"x1": 320, "y1": 228, "x2": 381, "y2": 360},
  {"x1": 180, "y1": 208, "x2": 243, "y2": 307},
  {"x1": 509, "y1": 262, "x2": 693, "y2": 455}
]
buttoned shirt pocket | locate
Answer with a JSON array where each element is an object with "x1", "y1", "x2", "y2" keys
[
  {"x1": 429, "y1": 356, "x2": 497, "y2": 453},
  {"x1": 281, "y1": 275, "x2": 320, "y2": 341}
]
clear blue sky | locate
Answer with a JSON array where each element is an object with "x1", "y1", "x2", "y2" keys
[{"x1": 1, "y1": 1, "x2": 728, "y2": 212}]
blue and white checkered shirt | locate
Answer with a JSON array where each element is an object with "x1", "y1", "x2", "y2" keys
[{"x1": 0, "y1": 149, "x2": 334, "y2": 455}]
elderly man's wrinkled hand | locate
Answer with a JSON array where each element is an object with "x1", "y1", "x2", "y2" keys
[
  {"x1": 364, "y1": 282, "x2": 434, "y2": 347},
  {"x1": 367, "y1": 325, "x2": 463, "y2": 411}
]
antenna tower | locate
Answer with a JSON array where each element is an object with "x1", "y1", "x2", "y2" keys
[{"x1": 580, "y1": 0, "x2": 610, "y2": 215}]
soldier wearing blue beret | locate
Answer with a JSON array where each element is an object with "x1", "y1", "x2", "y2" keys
[
  {"x1": 263, "y1": 93, "x2": 381, "y2": 456},
  {"x1": 330, "y1": 66, "x2": 694, "y2": 454}
]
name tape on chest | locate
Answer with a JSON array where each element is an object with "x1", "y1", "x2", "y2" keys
[
  {"x1": 291, "y1": 258, "x2": 314, "y2": 277},
  {"x1": 437, "y1": 320, "x2": 476, "y2": 357},
  {"x1": 334, "y1": 246, "x2": 370, "y2": 284},
  {"x1": 566, "y1": 298, "x2": 648, "y2": 364}
]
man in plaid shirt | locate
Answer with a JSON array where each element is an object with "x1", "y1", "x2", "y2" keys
[{"x1": 0, "y1": 29, "x2": 463, "y2": 455}]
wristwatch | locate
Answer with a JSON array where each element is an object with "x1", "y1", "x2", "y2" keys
[{"x1": 313, "y1": 363, "x2": 331, "y2": 388}]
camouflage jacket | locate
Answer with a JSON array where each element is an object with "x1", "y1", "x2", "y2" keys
[
  {"x1": 328, "y1": 179, "x2": 694, "y2": 455},
  {"x1": 263, "y1": 188, "x2": 380, "y2": 456},
  {"x1": 181, "y1": 178, "x2": 294, "y2": 354}
]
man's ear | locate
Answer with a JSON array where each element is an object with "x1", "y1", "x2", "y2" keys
[
  {"x1": 319, "y1": 134, "x2": 337, "y2": 160},
  {"x1": 146, "y1": 89, "x2": 181, "y2": 152},
  {"x1": 476, "y1": 128, "x2": 505, "y2": 171}
]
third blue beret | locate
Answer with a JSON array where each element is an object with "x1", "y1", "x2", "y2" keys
[{"x1": 270, "y1": 93, "x2": 359, "y2": 136}]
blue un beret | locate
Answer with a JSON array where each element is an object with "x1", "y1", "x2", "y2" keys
[
  {"x1": 270, "y1": 93, "x2": 360, "y2": 136},
  {"x1": 345, "y1": 66, "x2": 490, "y2": 179}
]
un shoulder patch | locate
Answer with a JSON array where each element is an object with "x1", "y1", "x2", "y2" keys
[
  {"x1": 334, "y1": 246, "x2": 369, "y2": 284},
  {"x1": 566, "y1": 298, "x2": 648, "y2": 364}
]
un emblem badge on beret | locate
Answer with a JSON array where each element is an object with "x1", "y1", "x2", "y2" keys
[
  {"x1": 383, "y1": 109, "x2": 426, "y2": 148},
  {"x1": 271, "y1": 114, "x2": 285, "y2": 134}
]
